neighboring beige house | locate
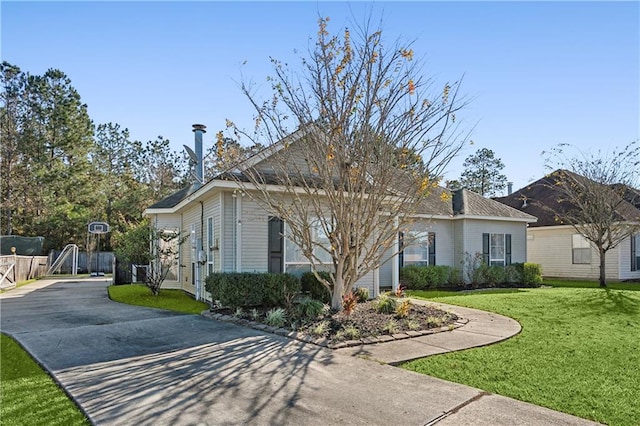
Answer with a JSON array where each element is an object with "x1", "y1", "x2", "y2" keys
[
  {"x1": 145, "y1": 126, "x2": 537, "y2": 299},
  {"x1": 495, "y1": 172, "x2": 640, "y2": 281}
]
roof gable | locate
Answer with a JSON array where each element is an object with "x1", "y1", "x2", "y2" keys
[
  {"x1": 454, "y1": 189, "x2": 537, "y2": 221},
  {"x1": 494, "y1": 170, "x2": 640, "y2": 227}
]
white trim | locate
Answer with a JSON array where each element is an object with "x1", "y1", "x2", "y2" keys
[
  {"x1": 235, "y1": 191, "x2": 242, "y2": 272},
  {"x1": 219, "y1": 192, "x2": 225, "y2": 272},
  {"x1": 391, "y1": 216, "x2": 399, "y2": 291},
  {"x1": 453, "y1": 214, "x2": 536, "y2": 223}
]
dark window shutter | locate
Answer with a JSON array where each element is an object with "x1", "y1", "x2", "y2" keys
[
  {"x1": 482, "y1": 233, "x2": 490, "y2": 265},
  {"x1": 505, "y1": 234, "x2": 512, "y2": 265},
  {"x1": 428, "y1": 232, "x2": 436, "y2": 265},
  {"x1": 632, "y1": 234, "x2": 637, "y2": 272},
  {"x1": 398, "y1": 232, "x2": 404, "y2": 270}
]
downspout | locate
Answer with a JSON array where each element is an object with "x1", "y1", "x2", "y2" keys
[{"x1": 196, "y1": 200, "x2": 204, "y2": 300}]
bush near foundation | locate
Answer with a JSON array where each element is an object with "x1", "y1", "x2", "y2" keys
[{"x1": 204, "y1": 272, "x2": 300, "y2": 309}]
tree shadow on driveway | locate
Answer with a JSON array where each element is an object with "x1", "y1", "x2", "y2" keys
[{"x1": 54, "y1": 331, "x2": 341, "y2": 425}]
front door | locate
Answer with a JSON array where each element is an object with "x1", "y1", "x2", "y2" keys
[{"x1": 268, "y1": 217, "x2": 284, "y2": 273}]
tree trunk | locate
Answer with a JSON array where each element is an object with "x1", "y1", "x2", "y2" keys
[
  {"x1": 599, "y1": 247, "x2": 607, "y2": 288},
  {"x1": 331, "y1": 261, "x2": 345, "y2": 311}
]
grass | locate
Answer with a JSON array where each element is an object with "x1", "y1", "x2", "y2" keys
[
  {"x1": 403, "y1": 284, "x2": 640, "y2": 425},
  {"x1": 108, "y1": 284, "x2": 209, "y2": 314},
  {"x1": 0, "y1": 334, "x2": 89, "y2": 426},
  {"x1": 544, "y1": 278, "x2": 640, "y2": 291}
]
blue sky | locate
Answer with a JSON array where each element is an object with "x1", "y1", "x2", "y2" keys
[{"x1": 2, "y1": 1, "x2": 638, "y2": 191}]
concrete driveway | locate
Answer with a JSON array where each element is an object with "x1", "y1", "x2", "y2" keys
[{"x1": 0, "y1": 278, "x2": 597, "y2": 425}]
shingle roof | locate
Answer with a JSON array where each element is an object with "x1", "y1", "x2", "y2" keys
[
  {"x1": 146, "y1": 184, "x2": 196, "y2": 209},
  {"x1": 454, "y1": 189, "x2": 537, "y2": 220},
  {"x1": 494, "y1": 170, "x2": 640, "y2": 227}
]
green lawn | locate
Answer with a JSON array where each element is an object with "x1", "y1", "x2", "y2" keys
[
  {"x1": 403, "y1": 285, "x2": 640, "y2": 425},
  {"x1": 108, "y1": 284, "x2": 209, "y2": 314},
  {"x1": 0, "y1": 334, "x2": 89, "y2": 426}
]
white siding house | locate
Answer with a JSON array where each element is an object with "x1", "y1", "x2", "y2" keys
[
  {"x1": 145, "y1": 128, "x2": 537, "y2": 299},
  {"x1": 495, "y1": 171, "x2": 640, "y2": 282}
]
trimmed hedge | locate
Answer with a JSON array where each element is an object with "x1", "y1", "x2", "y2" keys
[
  {"x1": 400, "y1": 265, "x2": 459, "y2": 290},
  {"x1": 300, "y1": 272, "x2": 332, "y2": 304},
  {"x1": 400, "y1": 262, "x2": 543, "y2": 290},
  {"x1": 204, "y1": 272, "x2": 301, "y2": 309}
]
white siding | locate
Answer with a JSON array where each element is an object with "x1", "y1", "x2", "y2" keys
[
  {"x1": 354, "y1": 270, "x2": 375, "y2": 296},
  {"x1": 453, "y1": 220, "x2": 465, "y2": 270},
  {"x1": 240, "y1": 197, "x2": 269, "y2": 272},
  {"x1": 203, "y1": 195, "x2": 222, "y2": 273},
  {"x1": 379, "y1": 247, "x2": 394, "y2": 288},
  {"x1": 619, "y1": 235, "x2": 640, "y2": 280},
  {"x1": 527, "y1": 226, "x2": 620, "y2": 280},
  {"x1": 150, "y1": 214, "x2": 182, "y2": 288},
  {"x1": 459, "y1": 219, "x2": 527, "y2": 263},
  {"x1": 222, "y1": 191, "x2": 236, "y2": 271},
  {"x1": 181, "y1": 203, "x2": 201, "y2": 295}
]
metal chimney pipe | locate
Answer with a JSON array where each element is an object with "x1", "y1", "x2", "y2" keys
[
  {"x1": 192, "y1": 124, "x2": 206, "y2": 188},
  {"x1": 507, "y1": 182, "x2": 513, "y2": 195}
]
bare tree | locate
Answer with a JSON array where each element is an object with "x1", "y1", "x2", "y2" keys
[
  {"x1": 113, "y1": 219, "x2": 188, "y2": 295},
  {"x1": 544, "y1": 142, "x2": 640, "y2": 287},
  {"x1": 222, "y1": 17, "x2": 470, "y2": 309}
]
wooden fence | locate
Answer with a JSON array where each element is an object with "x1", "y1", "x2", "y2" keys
[
  {"x1": 0, "y1": 255, "x2": 49, "y2": 288},
  {"x1": 47, "y1": 251, "x2": 114, "y2": 274}
]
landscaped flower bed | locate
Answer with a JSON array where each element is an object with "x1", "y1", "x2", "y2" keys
[{"x1": 206, "y1": 297, "x2": 462, "y2": 349}]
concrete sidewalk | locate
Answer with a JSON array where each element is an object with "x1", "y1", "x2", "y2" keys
[
  {"x1": 1, "y1": 278, "x2": 598, "y2": 425},
  {"x1": 334, "y1": 299, "x2": 522, "y2": 364}
]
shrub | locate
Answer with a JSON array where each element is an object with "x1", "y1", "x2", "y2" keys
[
  {"x1": 396, "y1": 300, "x2": 411, "y2": 318},
  {"x1": 383, "y1": 319, "x2": 399, "y2": 334},
  {"x1": 296, "y1": 297, "x2": 324, "y2": 322},
  {"x1": 426, "y1": 315, "x2": 444, "y2": 328},
  {"x1": 405, "y1": 319, "x2": 420, "y2": 330},
  {"x1": 204, "y1": 272, "x2": 301, "y2": 309},
  {"x1": 505, "y1": 264, "x2": 522, "y2": 284},
  {"x1": 216, "y1": 273, "x2": 265, "y2": 308},
  {"x1": 204, "y1": 272, "x2": 225, "y2": 302},
  {"x1": 447, "y1": 267, "x2": 464, "y2": 287},
  {"x1": 265, "y1": 307, "x2": 286, "y2": 327},
  {"x1": 341, "y1": 325, "x2": 360, "y2": 340},
  {"x1": 484, "y1": 265, "x2": 506, "y2": 287},
  {"x1": 400, "y1": 265, "x2": 454, "y2": 290},
  {"x1": 400, "y1": 265, "x2": 427, "y2": 290},
  {"x1": 375, "y1": 293, "x2": 397, "y2": 314},
  {"x1": 310, "y1": 320, "x2": 330, "y2": 337},
  {"x1": 522, "y1": 263, "x2": 543, "y2": 287},
  {"x1": 300, "y1": 272, "x2": 332, "y2": 303},
  {"x1": 263, "y1": 273, "x2": 301, "y2": 307},
  {"x1": 342, "y1": 291, "x2": 358, "y2": 315},
  {"x1": 354, "y1": 287, "x2": 369, "y2": 302}
]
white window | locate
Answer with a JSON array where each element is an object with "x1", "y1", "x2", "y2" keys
[
  {"x1": 403, "y1": 227, "x2": 435, "y2": 266},
  {"x1": 490, "y1": 233, "x2": 505, "y2": 267},
  {"x1": 284, "y1": 220, "x2": 332, "y2": 275},
  {"x1": 572, "y1": 234, "x2": 591, "y2": 264}
]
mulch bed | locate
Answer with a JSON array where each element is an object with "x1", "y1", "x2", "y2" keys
[{"x1": 209, "y1": 299, "x2": 460, "y2": 348}]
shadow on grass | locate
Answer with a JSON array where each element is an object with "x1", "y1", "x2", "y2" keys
[
  {"x1": 409, "y1": 288, "x2": 526, "y2": 299},
  {"x1": 559, "y1": 287, "x2": 639, "y2": 316}
]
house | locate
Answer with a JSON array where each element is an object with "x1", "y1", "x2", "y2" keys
[
  {"x1": 144, "y1": 125, "x2": 537, "y2": 300},
  {"x1": 494, "y1": 171, "x2": 640, "y2": 281}
]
